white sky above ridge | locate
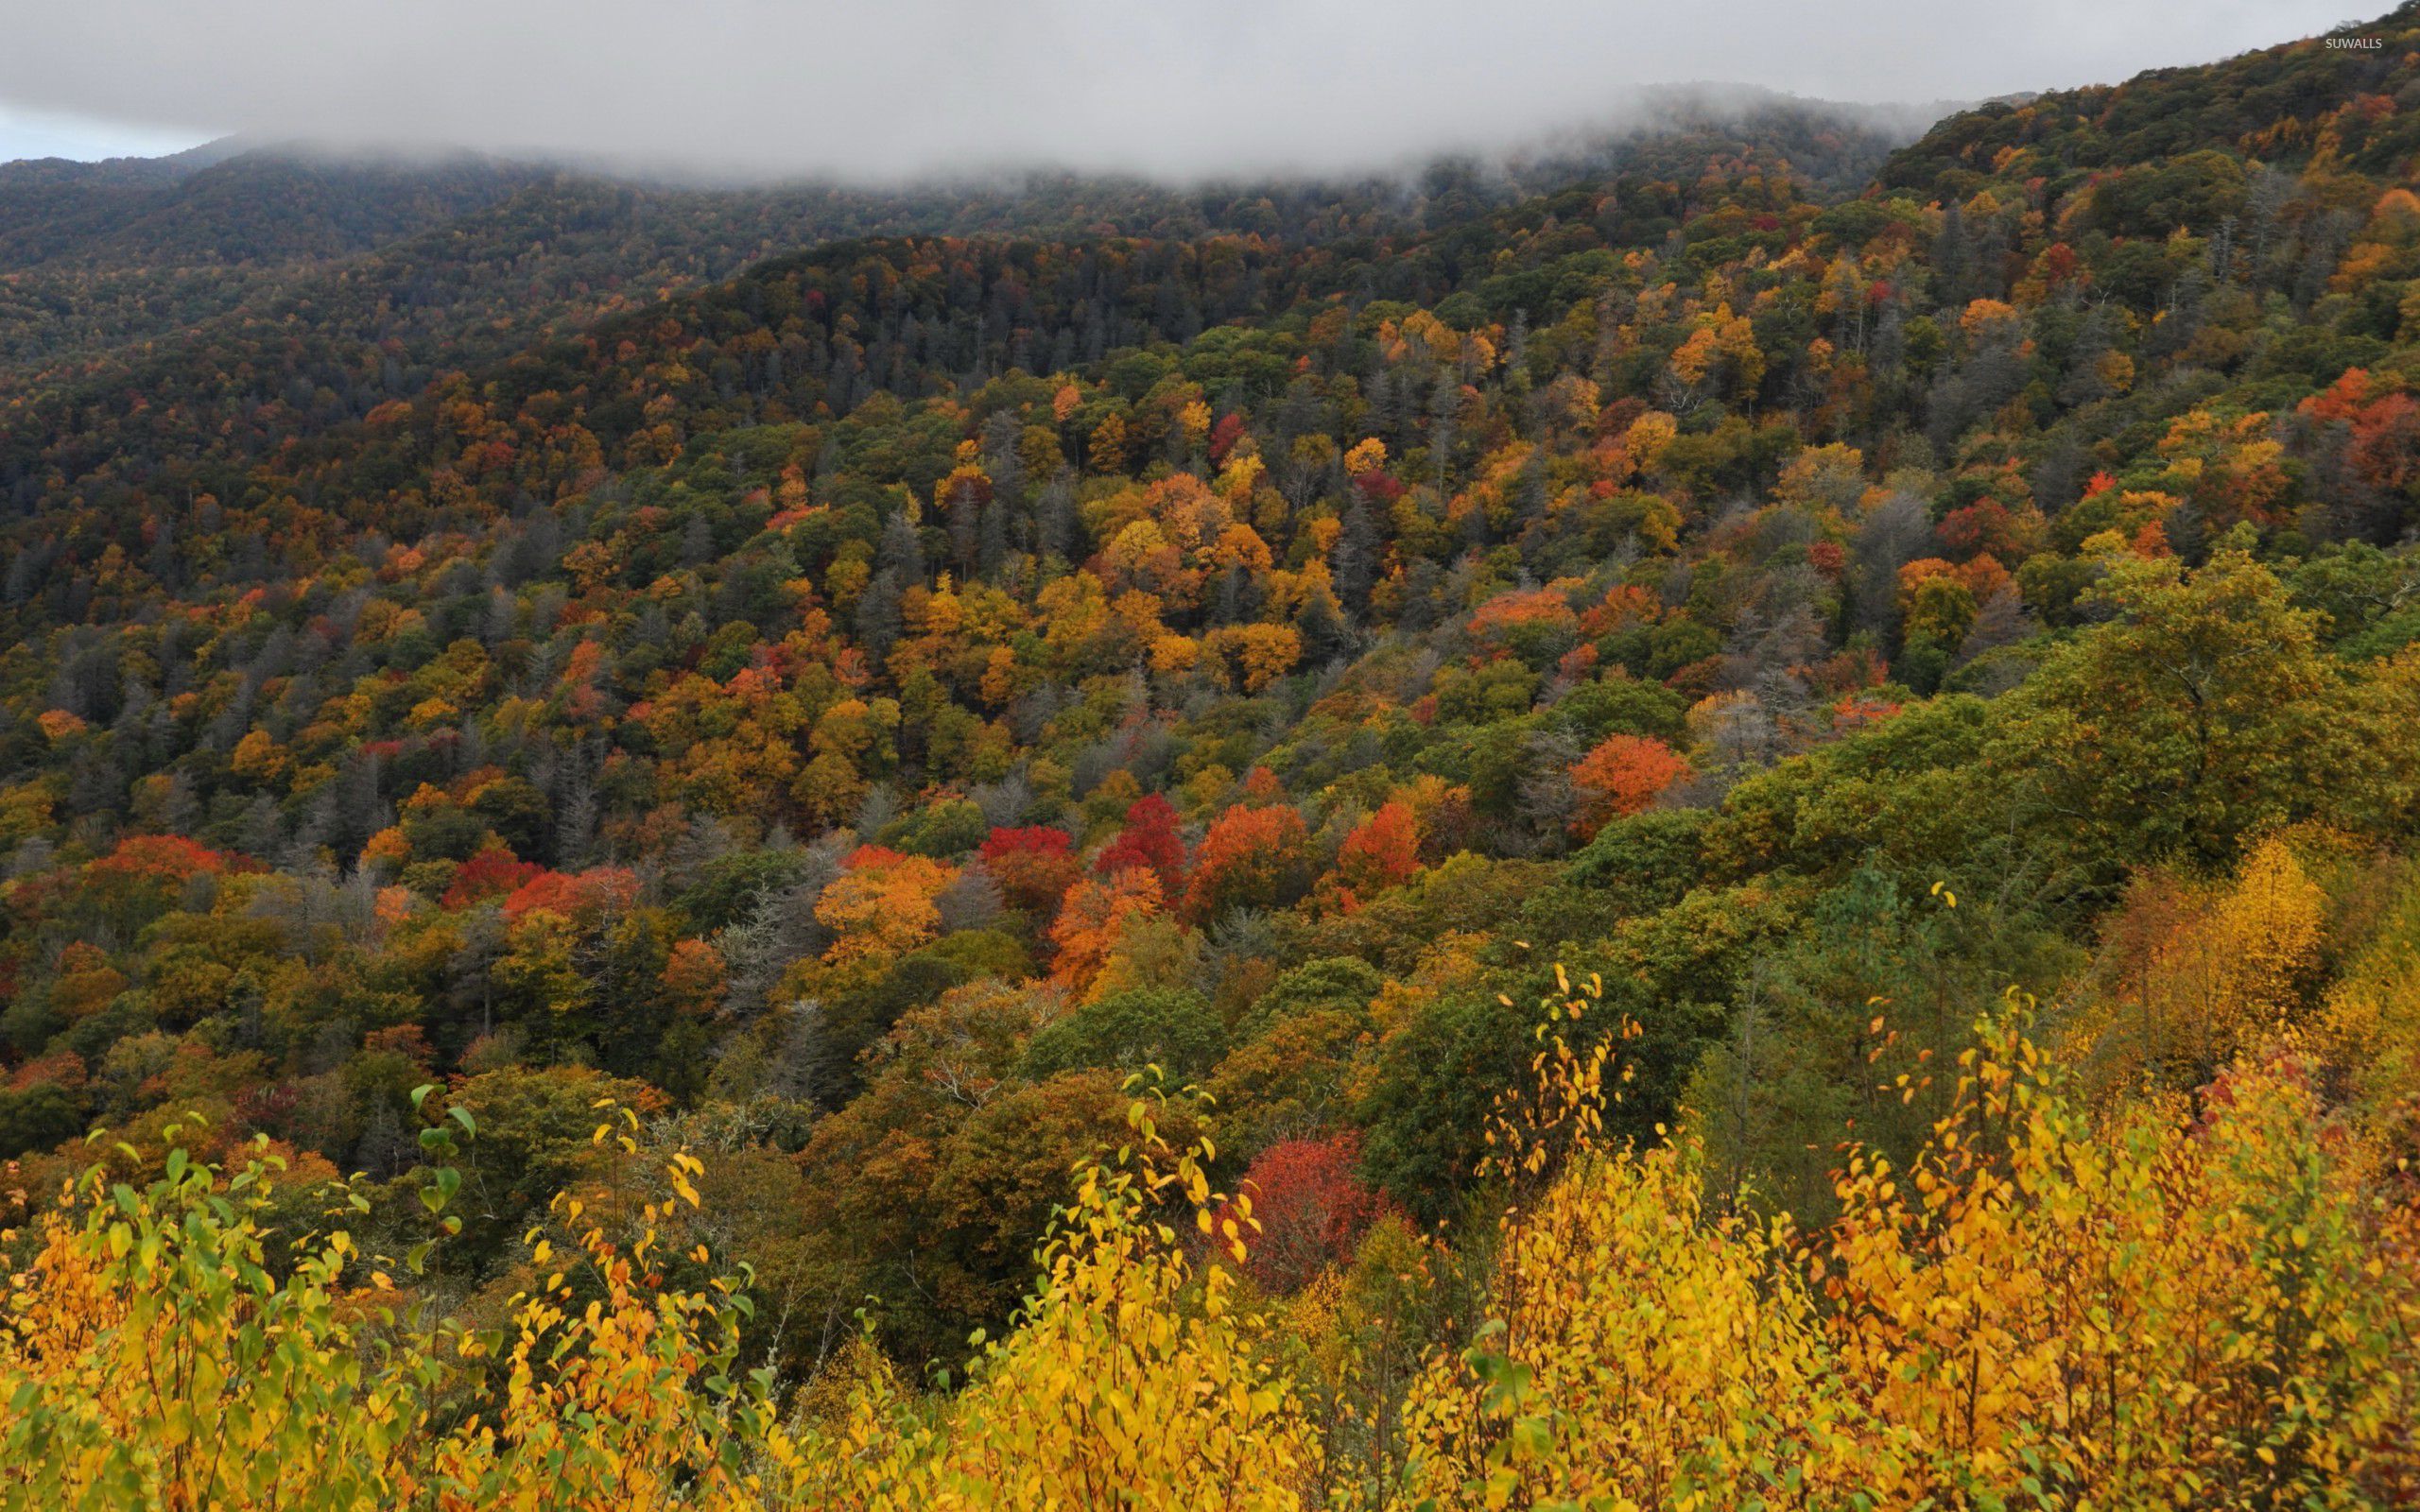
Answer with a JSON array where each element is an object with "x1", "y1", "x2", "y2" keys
[{"x1": 0, "y1": 101, "x2": 210, "y2": 165}]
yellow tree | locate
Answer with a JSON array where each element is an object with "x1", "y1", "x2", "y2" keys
[
  {"x1": 817, "y1": 846, "x2": 955, "y2": 966},
  {"x1": 2078, "y1": 831, "x2": 2326, "y2": 1091}
]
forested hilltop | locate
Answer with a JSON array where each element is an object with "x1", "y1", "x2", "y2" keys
[{"x1": 2, "y1": 8, "x2": 2418, "y2": 1506}]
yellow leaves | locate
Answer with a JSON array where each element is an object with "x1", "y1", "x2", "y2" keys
[
  {"x1": 11, "y1": 954, "x2": 2414, "y2": 1512},
  {"x1": 815, "y1": 847, "x2": 954, "y2": 966},
  {"x1": 2315, "y1": 868, "x2": 2420, "y2": 1114},
  {"x1": 1771, "y1": 441, "x2": 1866, "y2": 515},
  {"x1": 766, "y1": 1096, "x2": 1322, "y2": 1509},
  {"x1": 1216, "y1": 450, "x2": 1268, "y2": 505},
  {"x1": 2206, "y1": 833, "x2": 2324, "y2": 1009},
  {"x1": 1666, "y1": 306, "x2": 1764, "y2": 400},
  {"x1": 2075, "y1": 833, "x2": 2326, "y2": 1091},
  {"x1": 1403, "y1": 1132, "x2": 1843, "y2": 1510},
  {"x1": 1396, "y1": 974, "x2": 2420, "y2": 1511},
  {"x1": 1177, "y1": 398, "x2": 1214, "y2": 452},
  {"x1": 1201, "y1": 622, "x2": 1301, "y2": 693},
  {"x1": 1102, "y1": 516, "x2": 1175, "y2": 586},
  {"x1": 1147, "y1": 630, "x2": 1200, "y2": 676},
  {"x1": 229, "y1": 727, "x2": 290, "y2": 784},
  {"x1": 2152, "y1": 408, "x2": 2291, "y2": 524},
  {"x1": 1343, "y1": 437, "x2": 1389, "y2": 474},
  {"x1": 1088, "y1": 411, "x2": 1130, "y2": 474},
  {"x1": 1205, "y1": 520, "x2": 1274, "y2": 573},
  {"x1": 1668, "y1": 326, "x2": 1722, "y2": 387},
  {"x1": 1957, "y1": 297, "x2": 2021, "y2": 337},
  {"x1": 1618, "y1": 410, "x2": 1678, "y2": 472}
]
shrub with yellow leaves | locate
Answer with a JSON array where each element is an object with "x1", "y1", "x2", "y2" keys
[
  {"x1": 779, "y1": 1074, "x2": 1323, "y2": 1509},
  {"x1": 0, "y1": 1098, "x2": 782, "y2": 1512},
  {"x1": 1392, "y1": 971, "x2": 2420, "y2": 1510},
  {"x1": 0, "y1": 1078, "x2": 1324, "y2": 1512},
  {"x1": 1395, "y1": 969, "x2": 1867, "y2": 1511},
  {"x1": 2072, "y1": 831, "x2": 2328, "y2": 1093},
  {"x1": 4, "y1": 967, "x2": 2412, "y2": 1511}
]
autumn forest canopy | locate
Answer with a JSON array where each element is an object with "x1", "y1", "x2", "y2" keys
[{"x1": 4, "y1": 8, "x2": 2420, "y2": 1507}]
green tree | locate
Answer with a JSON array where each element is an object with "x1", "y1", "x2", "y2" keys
[{"x1": 1991, "y1": 545, "x2": 2403, "y2": 878}]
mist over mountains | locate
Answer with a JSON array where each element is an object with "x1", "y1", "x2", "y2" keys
[{"x1": 0, "y1": 0, "x2": 2351, "y2": 180}]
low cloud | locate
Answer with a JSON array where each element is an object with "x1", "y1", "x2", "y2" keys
[{"x1": 0, "y1": 0, "x2": 2360, "y2": 180}]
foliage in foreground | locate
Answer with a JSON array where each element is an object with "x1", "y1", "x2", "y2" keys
[
  {"x1": 4, "y1": 950, "x2": 2413, "y2": 1509},
  {"x1": 1400, "y1": 988, "x2": 2419, "y2": 1509}
]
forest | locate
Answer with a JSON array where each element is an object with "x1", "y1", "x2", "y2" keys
[{"x1": 1, "y1": 6, "x2": 2418, "y2": 1507}]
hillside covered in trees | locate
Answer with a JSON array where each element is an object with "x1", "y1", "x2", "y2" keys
[{"x1": 3, "y1": 8, "x2": 2419, "y2": 1506}]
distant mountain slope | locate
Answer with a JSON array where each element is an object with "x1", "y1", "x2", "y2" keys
[
  {"x1": 0, "y1": 93, "x2": 1927, "y2": 512},
  {"x1": 0, "y1": 150, "x2": 554, "y2": 384},
  {"x1": 0, "y1": 150, "x2": 545, "y2": 271},
  {"x1": 0, "y1": 137, "x2": 237, "y2": 191}
]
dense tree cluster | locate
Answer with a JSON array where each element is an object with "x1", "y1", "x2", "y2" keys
[{"x1": 3, "y1": 8, "x2": 2420, "y2": 1500}]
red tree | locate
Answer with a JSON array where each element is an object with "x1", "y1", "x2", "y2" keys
[
  {"x1": 1095, "y1": 794, "x2": 1186, "y2": 897},
  {"x1": 1211, "y1": 1131, "x2": 1386, "y2": 1294},
  {"x1": 441, "y1": 849, "x2": 544, "y2": 909},
  {"x1": 90, "y1": 834, "x2": 229, "y2": 881},
  {"x1": 500, "y1": 866, "x2": 640, "y2": 921},
  {"x1": 1208, "y1": 412, "x2": 1249, "y2": 463},
  {"x1": 980, "y1": 825, "x2": 1080, "y2": 922},
  {"x1": 1331, "y1": 799, "x2": 1421, "y2": 905}
]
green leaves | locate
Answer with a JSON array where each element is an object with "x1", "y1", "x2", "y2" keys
[{"x1": 417, "y1": 1163, "x2": 460, "y2": 1217}]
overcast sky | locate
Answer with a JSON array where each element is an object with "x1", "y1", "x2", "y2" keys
[{"x1": 0, "y1": 0, "x2": 2369, "y2": 178}]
